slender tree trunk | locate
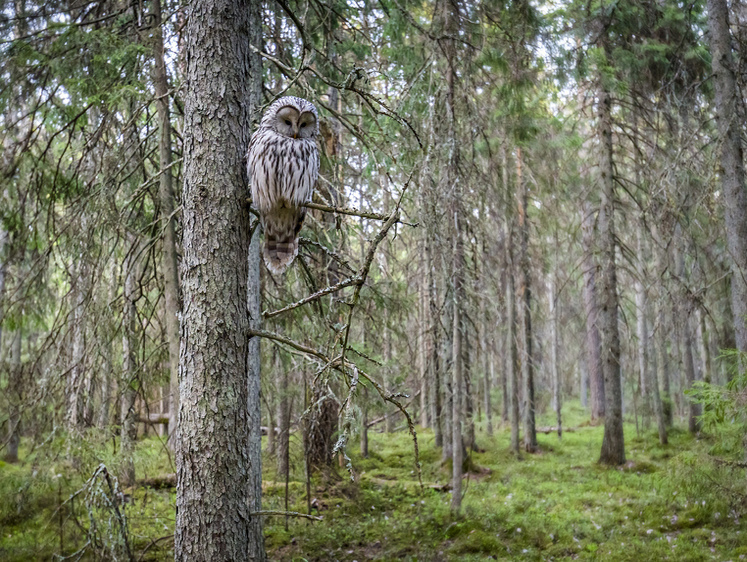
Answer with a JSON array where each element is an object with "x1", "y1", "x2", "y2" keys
[
  {"x1": 706, "y1": 0, "x2": 747, "y2": 353},
  {"x1": 246, "y1": 26, "x2": 265, "y2": 562},
  {"x1": 0, "y1": 221, "x2": 7, "y2": 352},
  {"x1": 443, "y1": 0, "x2": 463, "y2": 508},
  {"x1": 635, "y1": 222, "x2": 651, "y2": 429},
  {"x1": 451, "y1": 218, "x2": 464, "y2": 511},
  {"x1": 419, "y1": 259, "x2": 429, "y2": 428},
  {"x1": 674, "y1": 232, "x2": 702, "y2": 433},
  {"x1": 580, "y1": 361, "x2": 589, "y2": 409},
  {"x1": 482, "y1": 294, "x2": 493, "y2": 437},
  {"x1": 276, "y1": 354, "x2": 290, "y2": 478},
  {"x1": 5, "y1": 328, "x2": 21, "y2": 462},
  {"x1": 120, "y1": 249, "x2": 138, "y2": 487},
  {"x1": 654, "y1": 236, "x2": 673, "y2": 426},
  {"x1": 697, "y1": 308, "x2": 712, "y2": 384},
  {"x1": 426, "y1": 235, "x2": 442, "y2": 447},
  {"x1": 549, "y1": 260, "x2": 561, "y2": 439},
  {"x1": 384, "y1": 318, "x2": 395, "y2": 433},
  {"x1": 152, "y1": 0, "x2": 181, "y2": 447},
  {"x1": 175, "y1": 0, "x2": 264, "y2": 558},
  {"x1": 503, "y1": 146, "x2": 520, "y2": 456},
  {"x1": 360, "y1": 386, "x2": 369, "y2": 458},
  {"x1": 516, "y1": 148, "x2": 537, "y2": 453},
  {"x1": 66, "y1": 259, "x2": 87, "y2": 433},
  {"x1": 581, "y1": 202, "x2": 605, "y2": 423},
  {"x1": 597, "y1": 83, "x2": 625, "y2": 466}
]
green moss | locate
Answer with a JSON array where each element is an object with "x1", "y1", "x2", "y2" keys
[{"x1": 2, "y1": 401, "x2": 747, "y2": 561}]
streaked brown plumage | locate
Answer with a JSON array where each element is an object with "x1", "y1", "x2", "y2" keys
[{"x1": 246, "y1": 96, "x2": 320, "y2": 274}]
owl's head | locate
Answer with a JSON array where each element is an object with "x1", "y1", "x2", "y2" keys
[{"x1": 264, "y1": 96, "x2": 318, "y2": 140}]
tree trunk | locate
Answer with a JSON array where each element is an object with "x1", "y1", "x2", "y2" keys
[
  {"x1": 5, "y1": 328, "x2": 22, "y2": 462},
  {"x1": 706, "y1": 0, "x2": 747, "y2": 353},
  {"x1": 581, "y1": 201, "x2": 605, "y2": 423},
  {"x1": 0, "y1": 222, "x2": 6, "y2": 352},
  {"x1": 276, "y1": 354, "x2": 290, "y2": 478},
  {"x1": 419, "y1": 259, "x2": 429, "y2": 428},
  {"x1": 516, "y1": 148, "x2": 537, "y2": 453},
  {"x1": 597, "y1": 84, "x2": 625, "y2": 466},
  {"x1": 482, "y1": 298, "x2": 493, "y2": 437},
  {"x1": 66, "y1": 259, "x2": 87, "y2": 433},
  {"x1": 549, "y1": 260, "x2": 561, "y2": 439},
  {"x1": 674, "y1": 231, "x2": 702, "y2": 433},
  {"x1": 451, "y1": 257, "x2": 463, "y2": 511},
  {"x1": 151, "y1": 0, "x2": 181, "y2": 448},
  {"x1": 360, "y1": 386, "x2": 369, "y2": 458},
  {"x1": 696, "y1": 308, "x2": 712, "y2": 384},
  {"x1": 635, "y1": 222, "x2": 651, "y2": 429},
  {"x1": 425, "y1": 231, "x2": 442, "y2": 447},
  {"x1": 175, "y1": 0, "x2": 264, "y2": 558},
  {"x1": 120, "y1": 248, "x2": 138, "y2": 487},
  {"x1": 503, "y1": 146, "x2": 520, "y2": 456}
]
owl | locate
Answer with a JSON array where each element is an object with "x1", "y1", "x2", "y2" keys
[{"x1": 247, "y1": 96, "x2": 320, "y2": 275}]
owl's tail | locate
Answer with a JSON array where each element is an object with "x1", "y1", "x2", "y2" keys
[{"x1": 262, "y1": 207, "x2": 305, "y2": 275}]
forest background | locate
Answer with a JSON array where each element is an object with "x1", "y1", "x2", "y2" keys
[{"x1": 2, "y1": 0, "x2": 747, "y2": 560}]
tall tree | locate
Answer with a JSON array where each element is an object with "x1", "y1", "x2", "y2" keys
[
  {"x1": 175, "y1": 0, "x2": 265, "y2": 559},
  {"x1": 151, "y1": 0, "x2": 181, "y2": 446},
  {"x1": 706, "y1": 0, "x2": 747, "y2": 353}
]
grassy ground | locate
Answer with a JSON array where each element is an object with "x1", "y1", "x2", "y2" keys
[{"x1": 2, "y1": 402, "x2": 746, "y2": 561}]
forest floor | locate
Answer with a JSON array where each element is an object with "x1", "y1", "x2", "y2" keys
[{"x1": 1, "y1": 402, "x2": 746, "y2": 561}]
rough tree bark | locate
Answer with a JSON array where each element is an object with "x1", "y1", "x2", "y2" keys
[
  {"x1": 706, "y1": 0, "x2": 747, "y2": 353},
  {"x1": 175, "y1": 0, "x2": 265, "y2": 559}
]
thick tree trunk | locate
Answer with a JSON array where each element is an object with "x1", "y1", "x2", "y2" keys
[
  {"x1": 581, "y1": 202, "x2": 605, "y2": 422},
  {"x1": 597, "y1": 84, "x2": 625, "y2": 466},
  {"x1": 152, "y1": 0, "x2": 181, "y2": 447},
  {"x1": 175, "y1": 0, "x2": 264, "y2": 559},
  {"x1": 706, "y1": 0, "x2": 747, "y2": 353}
]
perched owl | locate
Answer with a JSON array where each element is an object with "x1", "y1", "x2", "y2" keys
[{"x1": 247, "y1": 96, "x2": 320, "y2": 275}]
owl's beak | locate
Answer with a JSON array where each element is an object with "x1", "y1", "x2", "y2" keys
[{"x1": 292, "y1": 125, "x2": 299, "y2": 139}]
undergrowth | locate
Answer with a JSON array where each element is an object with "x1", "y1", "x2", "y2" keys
[{"x1": 1, "y1": 401, "x2": 746, "y2": 561}]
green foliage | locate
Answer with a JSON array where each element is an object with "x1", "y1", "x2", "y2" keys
[
  {"x1": 3, "y1": 408, "x2": 747, "y2": 560},
  {"x1": 687, "y1": 350, "x2": 747, "y2": 458}
]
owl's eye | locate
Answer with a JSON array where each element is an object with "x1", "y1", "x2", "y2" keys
[
  {"x1": 284, "y1": 119, "x2": 291, "y2": 126},
  {"x1": 300, "y1": 123, "x2": 306, "y2": 128}
]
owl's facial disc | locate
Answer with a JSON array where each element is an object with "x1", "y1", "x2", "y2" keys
[
  {"x1": 276, "y1": 106, "x2": 300, "y2": 138},
  {"x1": 297, "y1": 112, "x2": 317, "y2": 139}
]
